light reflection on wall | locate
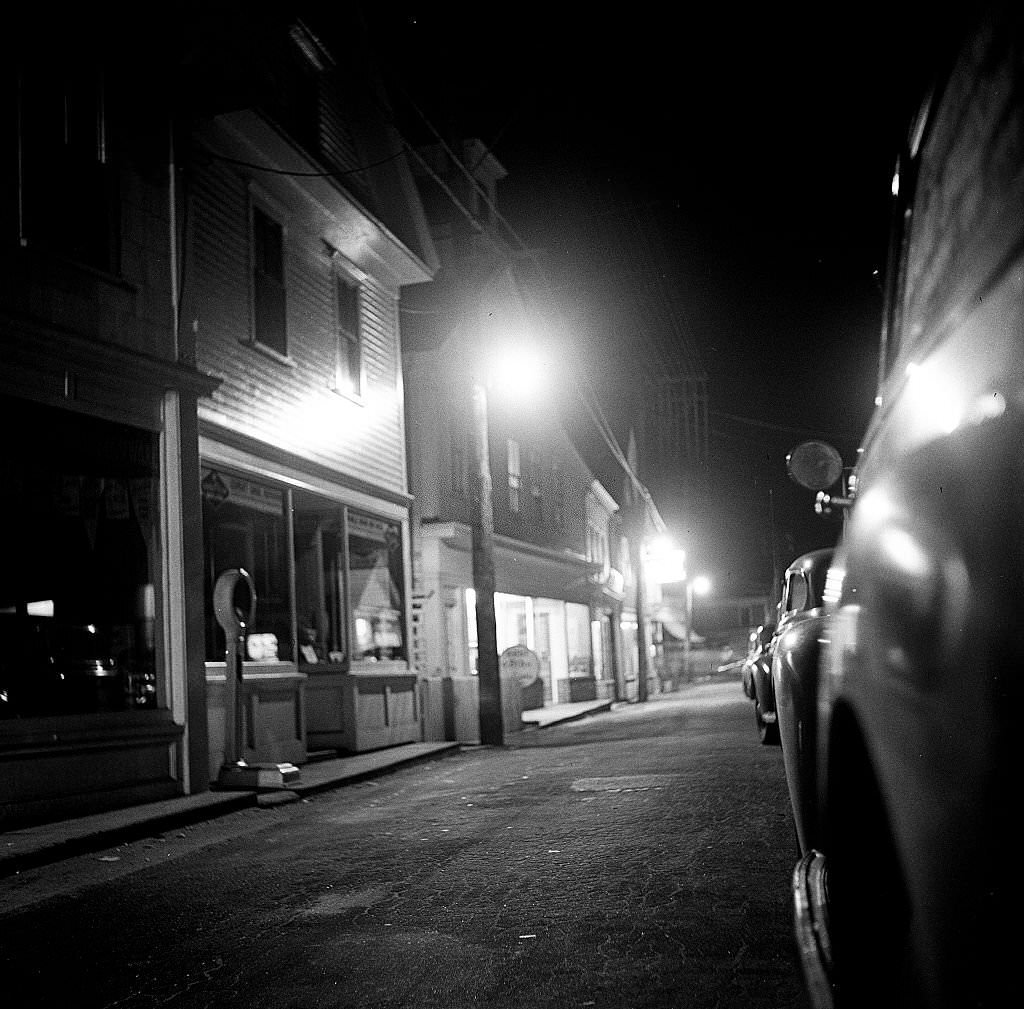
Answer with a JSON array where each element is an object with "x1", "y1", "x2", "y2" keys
[{"x1": 275, "y1": 384, "x2": 395, "y2": 455}]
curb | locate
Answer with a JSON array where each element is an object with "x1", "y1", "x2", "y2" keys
[
  {"x1": 1, "y1": 742, "x2": 461, "y2": 878},
  {"x1": 521, "y1": 699, "x2": 614, "y2": 729}
]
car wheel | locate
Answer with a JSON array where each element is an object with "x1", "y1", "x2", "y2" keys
[{"x1": 754, "y1": 697, "x2": 780, "y2": 745}]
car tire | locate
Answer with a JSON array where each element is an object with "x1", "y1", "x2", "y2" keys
[{"x1": 755, "y1": 697, "x2": 780, "y2": 745}]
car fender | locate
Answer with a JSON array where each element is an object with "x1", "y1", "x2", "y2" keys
[
  {"x1": 821, "y1": 393, "x2": 1024, "y2": 1001},
  {"x1": 773, "y1": 612, "x2": 826, "y2": 854}
]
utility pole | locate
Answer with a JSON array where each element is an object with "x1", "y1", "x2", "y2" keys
[
  {"x1": 628, "y1": 500, "x2": 650, "y2": 703},
  {"x1": 471, "y1": 380, "x2": 504, "y2": 745}
]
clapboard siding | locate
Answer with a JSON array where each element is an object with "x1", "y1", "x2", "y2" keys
[{"x1": 188, "y1": 157, "x2": 407, "y2": 494}]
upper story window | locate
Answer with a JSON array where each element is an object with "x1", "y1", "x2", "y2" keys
[
  {"x1": 334, "y1": 273, "x2": 363, "y2": 398},
  {"x1": 587, "y1": 523, "x2": 609, "y2": 570},
  {"x1": 15, "y1": 60, "x2": 118, "y2": 272},
  {"x1": 552, "y1": 462, "x2": 566, "y2": 531},
  {"x1": 251, "y1": 203, "x2": 288, "y2": 356},
  {"x1": 507, "y1": 439, "x2": 521, "y2": 513},
  {"x1": 529, "y1": 449, "x2": 543, "y2": 523}
]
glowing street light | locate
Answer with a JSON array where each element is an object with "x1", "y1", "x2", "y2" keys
[
  {"x1": 645, "y1": 537, "x2": 687, "y2": 586},
  {"x1": 684, "y1": 574, "x2": 711, "y2": 682}
]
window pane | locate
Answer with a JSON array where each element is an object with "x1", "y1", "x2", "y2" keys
[
  {"x1": 293, "y1": 499, "x2": 347, "y2": 667},
  {"x1": 335, "y1": 277, "x2": 361, "y2": 396},
  {"x1": 788, "y1": 575, "x2": 808, "y2": 612},
  {"x1": 507, "y1": 439, "x2": 521, "y2": 513},
  {"x1": 201, "y1": 470, "x2": 292, "y2": 663},
  {"x1": 254, "y1": 275, "x2": 287, "y2": 353},
  {"x1": 253, "y1": 208, "x2": 284, "y2": 280},
  {"x1": 347, "y1": 511, "x2": 405, "y2": 661},
  {"x1": 20, "y1": 63, "x2": 115, "y2": 270},
  {"x1": 0, "y1": 398, "x2": 160, "y2": 716},
  {"x1": 253, "y1": 208, "x2": 287, "y2": 354}
]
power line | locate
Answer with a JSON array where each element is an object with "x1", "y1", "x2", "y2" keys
[{"x1": 194, "y1": 140, "x2": 406, "y2": 178}]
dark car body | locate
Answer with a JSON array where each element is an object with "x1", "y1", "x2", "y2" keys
[
  {"x1": 740, "y1": 622, "x2": 774, "y2": 700},
  {"x1": 751, "y1": 550, "x2": 832, "y2": 746},
  {"x1": 784, "y1": 7, "x2": 1024, "y2": 1008}
]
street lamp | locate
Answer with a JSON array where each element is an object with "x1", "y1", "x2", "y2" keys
[
  {"x1": 643, "y1": 537, "x2": 685, "y2": 699},
  {"x1": 684, "y1": 574, "x2": 711, "y2": 682}
]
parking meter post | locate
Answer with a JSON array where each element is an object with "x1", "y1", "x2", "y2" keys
[
  {"x1": 212, "y1": 568, "x2": 300, "y2": 790},
  {"x1": 226, "y1": 624, "x2": 245, "y2": 767}
]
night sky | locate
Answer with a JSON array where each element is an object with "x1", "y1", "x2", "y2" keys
[{"x1": 361, "y1": 3, "x2": 957, "y2": 593}]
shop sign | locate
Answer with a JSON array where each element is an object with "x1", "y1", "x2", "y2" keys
[
  {"x1": 500, "y1": 644, "x2": 541, "y2": 685},
  {"x1": 201, "y1": 469, "x2": 229, "y2": 508},
  {"x1": 201, "y1": 469, "x2": 283, "y2": 516},
  {"x1": 350, "y1": 510, "x2": 400, "y2": 551}
]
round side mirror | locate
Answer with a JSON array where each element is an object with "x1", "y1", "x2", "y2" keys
[{"x1": 786, "y1": 440, "x2": 844, "y2": 491}]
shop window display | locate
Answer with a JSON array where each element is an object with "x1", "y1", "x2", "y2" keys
[
  {"x1": 202, "y1": 474, "x2": 406, "y2": 669},
  {"x1": 201, "y1": 470, "x2": 292, "y2": 664},
  {"x1": 293, "y1": 501, "x2": 347, "y2": 667},
  {"x1": 0, "y1": 398, "x2": 160, "y2": 717},
  {"x1": 347, "y1": 511, "x2": 405, "y2": 662}
]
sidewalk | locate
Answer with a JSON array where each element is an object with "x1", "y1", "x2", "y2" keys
[
  {"x1": 521, "y1": 697, "x2": 614, "y2": 728},
  {"x1": 1, "y1": 741, "x2": 460, "y2": 878},
  {"x1": 0, "y1": 699, "x2": 617, "y2": 878}
]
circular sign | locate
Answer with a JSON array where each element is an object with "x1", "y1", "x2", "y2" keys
[
  {"x1": 499, "y1": 644, "x2": 541, "y2": 685},
  {"x1": 786, "y1": 440, "x2": 844, "y2": 491}
]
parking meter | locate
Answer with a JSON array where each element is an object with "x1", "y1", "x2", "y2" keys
[
  {"x1": 211, "y1": 569, "x2": 300, "y2": 790},
  {"x1": 213, "y1": 568, "x2": 257, "y2": 771}
]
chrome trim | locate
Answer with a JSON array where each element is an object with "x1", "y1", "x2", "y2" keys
[{"x1": 792, "y1": 850, "x2": 835, "y2": 1009}]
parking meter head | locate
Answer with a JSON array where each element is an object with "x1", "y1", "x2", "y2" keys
[{"x1": 213, "y1": 568, "x2": 257, "y2": 636}]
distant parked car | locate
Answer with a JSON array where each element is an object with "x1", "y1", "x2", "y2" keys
[
  {"x1": 781, "y1": 7, "x2": 1024, "y2": 1008},
  {"x1": 752, "y1": 550, "x2": 832, "y2": 746},
  {"x1": 740, "y1": 622, "x2": 773, "y2": 699},
  {"x1": 742, "y1": 621, "x2": 776, "y2": 741}
]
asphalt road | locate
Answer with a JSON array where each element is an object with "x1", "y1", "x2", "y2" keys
[{"x1": 0, "y1": 679, "x2": 810, "y2": 1009}]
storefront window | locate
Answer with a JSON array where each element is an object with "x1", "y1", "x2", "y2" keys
[
  {"x1": 293, "y1": 494, "x2": 346, "y2": 666},
  {"x1": 495, "y1": 593, "x2": 529, "y2": 654},
  {"x1": 202, "y1": 469, "x2": 292, "y2": 664},
  {"x1": 202, "y1": 474, "x2": 407, "y2": 669},
  {"x1": 0, "y1": 398, "x2": 160, "y2": 717},
  {"x1": 566, "y1": 602, "x2": 592, "y2": 678},
  {"x1": 348, "y1": 511, "x2": 405, "y2": 662}
]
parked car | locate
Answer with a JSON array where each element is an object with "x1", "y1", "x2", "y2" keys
[
  {"x1": 751, "y1": 550, "x2": 832, "y2": 746},
  {"x1": 770, "y1": 562, "x2": 835, "y2": 853},
  {"x1": 781, "y1": 7, "x2": 1023, "y2": 1007},
  {"x1": 740, "y1": 622, "x2": 773, "y2": 700}
]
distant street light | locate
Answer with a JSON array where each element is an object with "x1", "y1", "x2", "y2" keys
[{"x1": 684, "y1": 574, "x2": 711, "y2": 682}]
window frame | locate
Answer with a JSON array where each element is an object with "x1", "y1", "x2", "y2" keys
[
  {"x1": 332, "y1": 266, "x2": 364, "y2": 400},
  {"x1": 247, "y1": 191, "x2": 291, "y2": 362},
  {"x1": 528, "y1": 448, "x2": 543, "y2": 524},
  {"x1": 201, "y1": 466, "x2": 410, "y2": 672},
  {"x1": 15, "y1": 60, "x2": 120, "y2": 273},
  {"x1": 507, "y1": 438, "x2": 522, "y2": 514}
]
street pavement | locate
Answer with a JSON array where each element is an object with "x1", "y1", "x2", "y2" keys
[{"x1": 0, "y1": 676, "x2": 809, "y2": 1009}]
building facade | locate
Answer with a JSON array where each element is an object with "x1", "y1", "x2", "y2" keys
[
  {"x1": 402, "y1": 140, "x2": 656, "y2": 729},
  {"x1": 0, "y1": 8, "x2": 436, "y2": 826}
]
